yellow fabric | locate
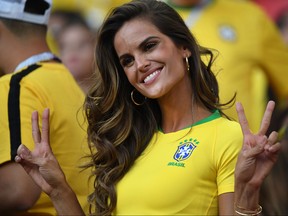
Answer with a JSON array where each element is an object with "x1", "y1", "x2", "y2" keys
[
  {"x1": 0, "y1": 62, "x2": 92, "y2": 215},
  {"x1": 251, "y1": 67, "x2": 269, "y2": 131},
  {"x1": 51, "y1": 0, "x2": 130, "y2": 17},
  {"x1": 168, "y1": 0, "x2": 288, "y2": 132},
  {"x1": 46, "y1": 31, "x2": 59, "y2": 56},
  {"x1": 51, "y1": 0, "x2": 79, "y2": 11},
  {"x1": 114, "y1": 111, "x2": 242, "y2": 215}
]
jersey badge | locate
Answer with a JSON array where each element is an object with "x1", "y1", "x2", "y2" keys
[
  {"x1": 218, "y1": 24, "x2": 237, "y2": 42},
  {"x1": 173, "y1": 140, "x2": 197, "y2": 162}
]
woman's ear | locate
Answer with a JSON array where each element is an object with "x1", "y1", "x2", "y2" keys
[{"x1": 181, "y1": 47, "x2": 191, "y2": 58}]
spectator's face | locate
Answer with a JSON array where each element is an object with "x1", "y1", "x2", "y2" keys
[{"x1": 58, "y1": 25, "x2": 95, "y2": 82}]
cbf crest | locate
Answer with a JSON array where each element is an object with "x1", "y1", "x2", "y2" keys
[{"x1": 174, "y1": 141, "x2": 197, "y2": 162}]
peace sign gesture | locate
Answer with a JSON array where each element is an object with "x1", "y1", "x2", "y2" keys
[
  {"x1": 15, "y1": 109, "x2": 66, "y2": 196},
  {"x1": 15, "y1": 109, "x2": 84, "y2": 214},
  {"x1": 234, "y1": 101, "x2": 281, "y2": 210}
]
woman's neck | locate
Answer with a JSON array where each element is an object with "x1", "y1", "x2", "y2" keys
[
  {"x1": 160, "y1": 102, "x2": 211, "y2": 133},
  {"x1": 157, "y1": 83, "x2": 211, "y2": 133}
]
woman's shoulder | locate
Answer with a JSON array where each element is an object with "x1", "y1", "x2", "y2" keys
[
  {"x1": 214, "y1": 117, "x2": 243, "y2": 145},
  {"x1": 216, "y1": 116, "x2": 242, "y2": 132}
]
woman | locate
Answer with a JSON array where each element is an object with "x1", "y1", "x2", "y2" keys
[{"x1": 15, "y1": 0, "x2": 280, "y2": 215}]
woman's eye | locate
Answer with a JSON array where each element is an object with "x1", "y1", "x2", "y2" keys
[
  {"x1": 121, "y1": 57, "x2": 134, "y2": 67},
  {"x1": 144, "y1": 42, "x2": 157, "y2": 51}
]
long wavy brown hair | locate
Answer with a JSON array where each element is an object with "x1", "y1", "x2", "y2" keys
[{"x1": 84, "y1": 0, "x2": 235, "y2": 215}]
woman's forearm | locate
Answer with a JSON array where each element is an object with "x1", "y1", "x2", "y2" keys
[
  {"x1": 235, "y1": 183, "x2": 260, "y2": 209},
  {"x1": 50, "y1": 184, "x2": 85, "y2": 216},
  {"x1": 234, "y1": 181, "x2": 261, "y2": 215}
]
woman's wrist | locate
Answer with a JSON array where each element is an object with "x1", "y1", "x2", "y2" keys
[
  {"x1": 234, "y1": 182, "x2": 261, "y2": 212},
  {"x1": 234, "y1": 203, "x2": 262, "y2": 216},
  {"x1": 50, "y1": 182, "x2": 85, "y2": 215},
  {"x1": 49, "y1": 181, "x2": 73, "y2": 201}
]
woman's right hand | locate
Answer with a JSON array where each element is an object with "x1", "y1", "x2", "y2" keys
[
  {"x1": 15, "y1": 109, "x2": 85, "y2": 215},
  {"x1": 15, "y1": 108, "x2": 67, "y2": 197}
]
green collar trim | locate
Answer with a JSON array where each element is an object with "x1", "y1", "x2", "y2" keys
[
  {"x1": 159, "y1": 110, "x2": 221, "y2": 132},
  {"x1": 187, "y1": 109, "x2": 220, "y2": 128}
]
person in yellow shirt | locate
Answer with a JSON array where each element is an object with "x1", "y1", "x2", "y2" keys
[
  {"x1": 14, "y1": 1, "x2": 281, "y2": 216},
  {"x1": 254, "y1": 0, "x2": 288, "y2": 46},
  {"x1": 165, "y1": 0, "x2": 288, "y2": 132},
  {"x1": 0, "y1": 0, "x2": 91, "y2": 214}
]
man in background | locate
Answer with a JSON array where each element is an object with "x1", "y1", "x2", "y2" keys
[{"x1": 0, "y1": 0, "x2": 91, "y2": 214}]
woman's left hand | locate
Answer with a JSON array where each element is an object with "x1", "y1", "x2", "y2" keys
[{"x1": 234, "y1": 101, "x2": 281, "y2": 209}]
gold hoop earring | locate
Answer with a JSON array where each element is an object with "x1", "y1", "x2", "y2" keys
[
  {"x1": 185, "y1": 57, "x2": 190, "y2": 72},
  {"x1": 131, "y1": 89, "x2": 146, "y2": 106}
]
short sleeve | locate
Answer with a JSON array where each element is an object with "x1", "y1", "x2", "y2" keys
[{"x1": 214, "y1": 121, "x2": 243, "y2": 195}]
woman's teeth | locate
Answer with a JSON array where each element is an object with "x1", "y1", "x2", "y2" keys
[{"x1": 144, "y1": 70, "x2": 160, "y2": 83}]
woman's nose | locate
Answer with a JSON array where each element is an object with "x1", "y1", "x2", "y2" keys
[{"x1": 135, "y1": 55, "x2": 150, "y2": 71}]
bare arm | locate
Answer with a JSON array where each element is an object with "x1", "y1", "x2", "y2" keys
[
  {"x1": 217, "y1": 101, "x2": 281, "y2": 216},
  {"x1": 49, "y1": 182, "x2": 85, "y2": 216},
  {"x1": 15, "y1": 109, "x2": 85, "y2": 215},
  {"x1": 0, "y1": 162, "x2": 41, "y2": 213},
  {"x1": 218, "y1": 192, "x2": 234, "y2": 215},
  {"x1": 234, "y1": 101, "x2": 281, "y2": 215}
]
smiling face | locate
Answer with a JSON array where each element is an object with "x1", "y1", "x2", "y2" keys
[{"x1": 114, "y1": 18, "x2": 191, "y2": 99}]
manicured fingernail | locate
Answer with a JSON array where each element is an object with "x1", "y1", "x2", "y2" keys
[{"x1": 15, "y1": 155, "x2": 20, "y2": 162}]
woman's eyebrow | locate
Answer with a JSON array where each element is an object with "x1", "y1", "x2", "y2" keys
[
  {"x1": 119, "y1": 36, "x2": 159, "y2": 61},
  {"x1": 138, "y1": 36, "x2": 159, "y2": 50}
]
